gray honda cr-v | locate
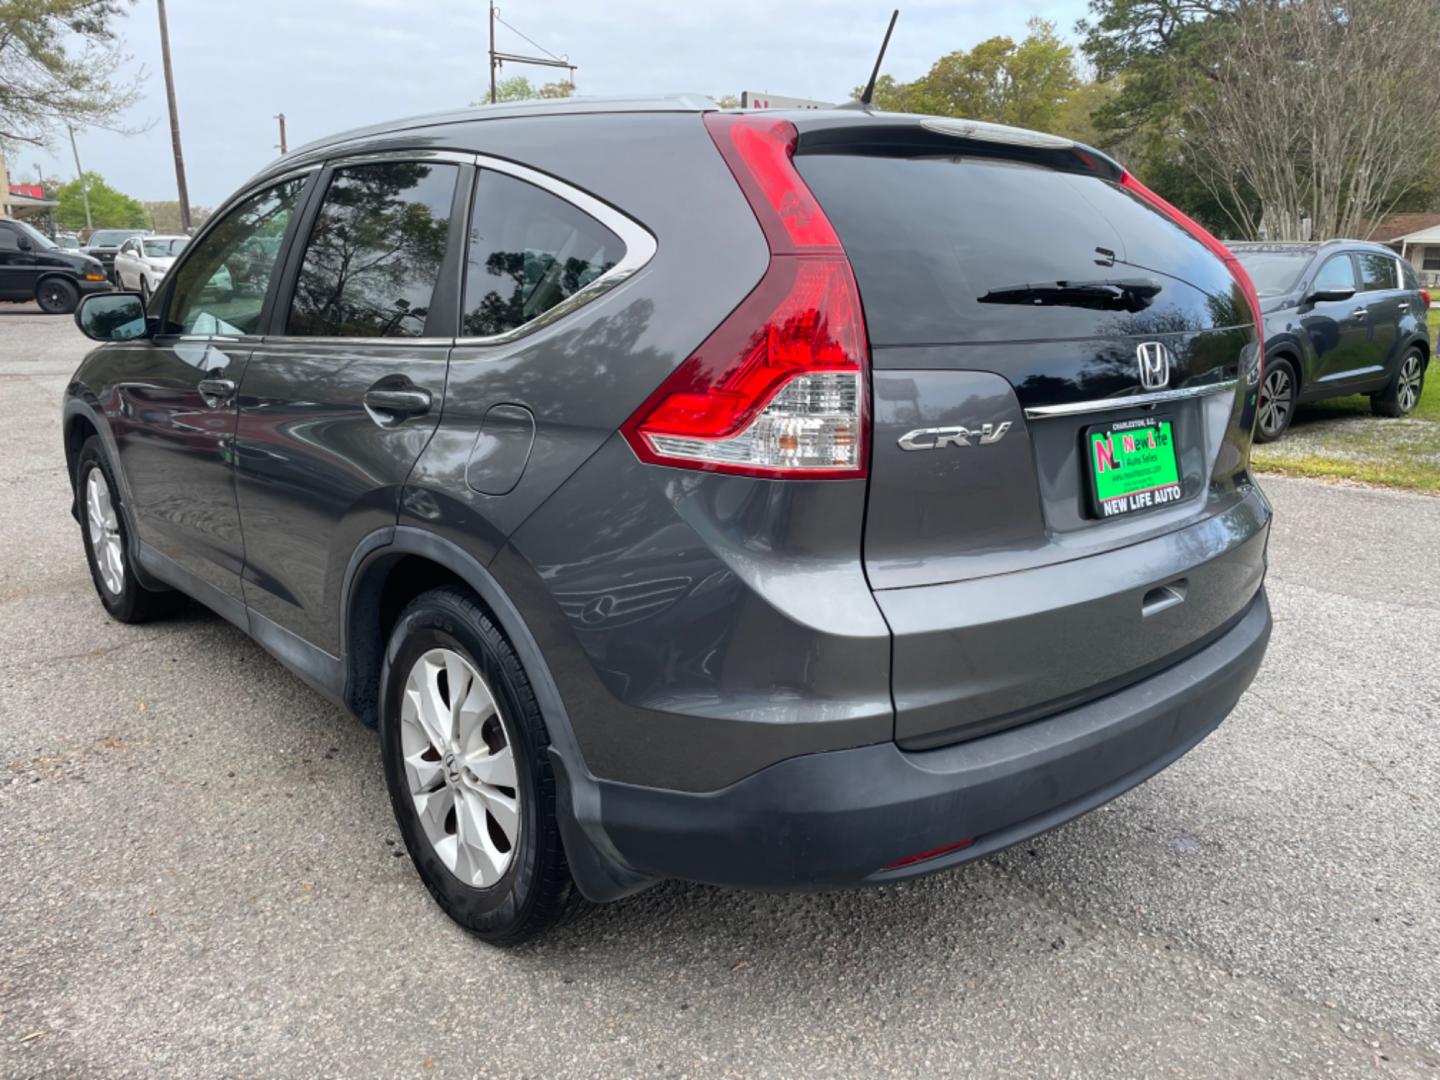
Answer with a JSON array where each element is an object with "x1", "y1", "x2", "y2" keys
[{"x1": 63, "y1": 97, "x2": 1272, "y2": 943}]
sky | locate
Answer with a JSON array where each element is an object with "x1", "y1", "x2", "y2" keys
[{"x1": 25, "y1": 0, "x2": 1091, "y2": 209}]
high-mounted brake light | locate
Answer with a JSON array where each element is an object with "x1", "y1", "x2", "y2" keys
[
  {"x1": 619, "y1": 114, "x2": 869, "y2": 479},
  {"x1": 1120, "y1": 171, "x2": 1265, "y2": 383}
]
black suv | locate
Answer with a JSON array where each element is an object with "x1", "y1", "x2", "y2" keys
[
  {"x1": 0, "y1": 219, "x2": 112, "y2": 313},
  {"x1": 63, "y1": 99, "x2": 1272, "y2": 943},
  {"x1": 1231, "y1": 241, "x2": 1431, "y2": 441}
]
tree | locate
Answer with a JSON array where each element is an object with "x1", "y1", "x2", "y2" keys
[
  {"x1": 142, "y1": 200, "x2": 210, "y2": 233},
  {"x1": 56, "y1": 171, "x2": 146, "y2": 230},
  {"x1": 860, "y1": 19, "x2": 1079, "y2": 133},
  {"x1": 0, "y1": 0, "x2": 143, "y2": 148},
  {"x1": 474, "y1": 75, "x2": 574, "y2": 106},
  {"x1": 1080, "y1": 0, "x2": 1440, "y2": 240}
]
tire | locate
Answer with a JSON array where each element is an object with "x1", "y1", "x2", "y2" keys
[
  {"x1": 380, "y1": 587, "x2": 579, "y2": 945},
  {"x1": 1255, "y1": 356, "x2": 1298, "y2": 443},
  {"x1": 75, "y1": 437, "x2": 181, "y2": 623},
  {"x1": 1371, "y1": 348, "x2": 1425, "y2": 418},
  {"x1": 35, "y1": 277, "x2": 79, "y2": 315}
]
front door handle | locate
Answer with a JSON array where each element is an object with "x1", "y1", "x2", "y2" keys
[
  {"x1": 197, "y1": 378, "x2": 236, "y2": 407},
  {"x1": 363, "y1": 386, "x2": 432, "y2": 427}
]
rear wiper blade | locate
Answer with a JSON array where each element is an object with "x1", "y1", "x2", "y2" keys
[{"x1": 977, "y1": 278, "x2": 1162, "y2": 312}]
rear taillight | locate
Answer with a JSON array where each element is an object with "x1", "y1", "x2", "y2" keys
[
  {"x1": 620, "y1": 114, "x2": 868, "y2": 479},
  {"x1": 1119, "y1": 172, "x2": 1265, "y2": 382},
  {"x1": 1422, "y1": 288, "x2": 1432, "y2": 309}
]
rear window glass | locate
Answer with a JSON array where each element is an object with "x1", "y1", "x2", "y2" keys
[
  {"x1": 794, "y1": 153, "x2": 1244, "y2": 345},
  {"x1": 1356, "y1": 252, "x2": 1399, "y2": 292},
  {"x1": 1234, "y1": 251, "x2": 1310, "y2": 297}
]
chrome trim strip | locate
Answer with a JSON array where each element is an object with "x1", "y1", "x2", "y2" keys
[
  {"x1": 322, "y1": 148, "x2": 478, "y2": 170},
  {"x1": 256, "y1": 336, "x2": 455, "y2": 347},
  {"x1": 452, "y1": 153, "x2": 657, "y2": 347},
  {"x1": 1023, "y1": 379, "x2": 1239, "y2": 419},
  {"x1": 1317, "y1": 364, "x2": 1384, "y2": 383}
]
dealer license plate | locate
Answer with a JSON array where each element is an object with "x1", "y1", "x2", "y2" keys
[{"x1": 1085, "y1": 416, "x2": 1182, "y2": 519}]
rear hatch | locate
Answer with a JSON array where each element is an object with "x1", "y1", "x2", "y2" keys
[{"x1": 792, "y1": 116, "x2": 1268, "y2": 748}]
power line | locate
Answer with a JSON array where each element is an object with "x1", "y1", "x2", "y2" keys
[
  {"x1": 487, "y1": 2, "x2": 576, "y2": 103},
  {"x1": 493, "y1": 12, "x2": 564, "y2": 63}
]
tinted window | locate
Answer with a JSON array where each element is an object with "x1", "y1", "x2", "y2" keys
[
  {"x1": 1401, "y1": 259, "x2": 1422, "y2": 287},
  {"x1": 796, "y1": 152, "x2": 1244, "y2": 345},
  {"x1": 0, "y1": 225, "x2": 18, "y2": 250},
  {"x1": 287, "y1": 161, "x2": 457, "y2": 338},
  {"x1": 165, "y1": 178, "x2": 305, "y2": 336},
  {"x1": 143, "y1": 238, "x2": 188, "y2": 258},
  {"x1": 1356, "y1": 253, "x2": 1399, "y2": 292},
  {"x1": 1234, "y1": 251, "x2": 1310, "y2": 297},
  {"x1": 89, "y1": 230, "x2": 135, "y2": 247},
  {"x1": 461, "y1": 170, "x2": 624, "y2": 338},
  {"x1": 1312, "y1": 254, "x2": 1357, "y2": 293}
]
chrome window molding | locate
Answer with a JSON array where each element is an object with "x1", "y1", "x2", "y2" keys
[
  {"x1": 257, "y1": 336, "x2": 456, "y2": 347},
  {"x1": 1023, "y1": 379, "x2": 1239, "y2": 419}
]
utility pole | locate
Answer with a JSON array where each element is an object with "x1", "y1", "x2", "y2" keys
[
  {"x1": 66, "y1": 125, "x2": 93, "y2": 233},
  {"x1": 156, "y1": 0, "x2": 192, "y2": 232},
  {"x1": 274, "y1": 112, "x2": 288, "y2": 154},
  {"x1": 489, "y1": 2, "x2": 497, "y2": 104},
  {"x1": 487, "y1": 2, "x2": 575, "y2": 105}
]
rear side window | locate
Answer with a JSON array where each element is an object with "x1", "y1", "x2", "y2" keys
[
  {"x1": 1313, "y1": 254, "x2": 1358, "y2": 293},
  {"x1": 1356, "y1": 252, "x2": 1399, "y2": 292},
  {"x1": 460, "y1": 170, "x2": 624, "y2": 338},
  {"x1": 795, "y1": 153, "x2": 1244, "y2": 345},
  {"x1": 287, "y1": 161, "x2": 459, "y2": 338},
  {"x1": 1400, "y1": 259, "x2": 1421, "y2": 290}
]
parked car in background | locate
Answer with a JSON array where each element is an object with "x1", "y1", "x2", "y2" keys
[
  {"x1": 0, "y1": 218, "x2": 111, "y2": 313},
  {"x1": 1232, "y1": 241, "x2": 1431, "y2": 441},
  {"x1": 62, "y1": 99, "x2": 1272, "y2": 943},
  {"x1": 83, "y1": 228, "x2": 147, "y2": 283},
  {"x1": 114, "y1": 234, "x2": 190, "y2": 304},
  {"x1": 55, "y1": 234, "x2": 82, "y2": 251}
]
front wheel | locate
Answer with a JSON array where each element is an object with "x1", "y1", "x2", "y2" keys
[
  {"x1": 76, "y1": 438, "x2": 181, "y2": 623},
  {"x1": 1372, "y1": 349, "x2": 1425, "y2": 418},
  {"x1": 1255, "y1": 358, "x2": 1297, "y2": 443},
  {"x1": 35, "y1": 277, "x2": 79, "y2": 315},
  {"x1": 380, "y1": 587, "x2": 579, "y2": 945}
]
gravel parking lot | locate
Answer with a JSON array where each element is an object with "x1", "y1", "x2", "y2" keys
[{"x1": 2, "y1": 301, "x2": 1438, "y2": 1078}]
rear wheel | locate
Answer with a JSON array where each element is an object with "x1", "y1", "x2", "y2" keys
[
  {"x1": 380, "y1": 587, "x2": 579, "y2": 944},
  {"x1": 76, "y1": 438, "x2": 181, "y2": 623},
  {"x1": 1372, "y1": 349, "x2": 1425, "y2": 417},
  {"x1": 1255, "y1": 357, "x2": 1297, "y2": 443},
  {"x1": 35, "y1": 277, "x2": 79, "y2": 315}
]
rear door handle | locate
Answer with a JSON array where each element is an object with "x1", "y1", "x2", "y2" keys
[
  {"x1": 197, "y1": 378, "x2": 236, "y2": 407},
  {"x1": 1398, "y1": 302, "x2": 1410, "y2": 312},
  {"x1": 1351, "y1": 307, "x2": 1369, "y2": 320},
  {"x1": 363, "y1": 385, "x2": 432, "y2": 426}
]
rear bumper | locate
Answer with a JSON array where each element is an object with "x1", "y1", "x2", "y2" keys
[{"x1": 576, "y1": 586, "x2": 1270, "y2": 894}]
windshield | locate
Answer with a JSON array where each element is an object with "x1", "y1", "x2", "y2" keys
[
  {"x1": 11, "y1": 220, "x2": 57, "y2": 250},
  {"x1": 1234, "y1": 251, "x2": 1311, "y2": 297},
  {"x1": 89, "y1": 230, "x2": 137, "y2": 247},
  {"x1": 143, "y1": 238, "x2": 188, "y2": 258}
]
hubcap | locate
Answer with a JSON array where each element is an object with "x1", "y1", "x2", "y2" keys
[
  {"x1": 85, "y1": 467, "x2": 124, "y2": 596},
  {"x1": 1259, "y1": 368, "x2": 1292, "y2": 435},
  {"x1": 1398, "y1": 354, "x2": 1422, "y2": 414},
  {"x1": 400, "y1": 648, "x2": 519, "y2": 887}
]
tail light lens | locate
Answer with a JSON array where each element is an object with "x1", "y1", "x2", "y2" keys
[
  {"x1": 1119, "y1": 172, "x2": 1265, "y2": 384},
  {"x1": 620, "y1": 114, "x2": 869, "y2": 479},
  {"x1": 1422, "y1": 288, "x2": 1432, "y2": 308}
]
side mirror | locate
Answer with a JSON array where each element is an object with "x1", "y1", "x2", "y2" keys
[
  {"x1": 75, "y1": 293, "x2": 150, "y2": 342},
  {"x1": 17, "y1": 236, "x2": 33, "y2": 252},
  {"x1": 1307, "y1": 285, "x2": 1356, "y2": 304}
]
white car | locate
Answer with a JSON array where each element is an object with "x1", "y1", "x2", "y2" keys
[{"x1": 113, "y1": 235, "x2": 190, "y2": 305}]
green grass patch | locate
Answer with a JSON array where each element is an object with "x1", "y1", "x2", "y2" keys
[{"x1": 1252, "y1": 308, "x2": 1440, "y2": 493}]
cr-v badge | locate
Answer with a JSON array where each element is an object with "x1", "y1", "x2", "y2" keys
[{"x1": 897, "y1": 422, "x2": 1012, "y2": 451}]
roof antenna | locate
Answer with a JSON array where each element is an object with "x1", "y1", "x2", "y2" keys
[{"x1": 858, "y1": 10, "x2": 899, "y2": 107}]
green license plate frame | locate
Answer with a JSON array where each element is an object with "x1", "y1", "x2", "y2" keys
[{"x1": 1085, "y1": 415, "x2": 1183, "y2": 519}]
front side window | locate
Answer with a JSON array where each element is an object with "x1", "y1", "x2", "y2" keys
[
  {"x1": 165, "y1": 178, "x2": 305, "y2": 336},
  {"x1": 1313, "y1": 254, "x2": 1357, "y2": 293},
  {"x1": 461, "y1": 170, "x2": 625, "y2": 338},
  {"x1": 286, "y1": 161, "x2": 458, "y2": 338},
  {"x1": 1356, "y1": 253, "x2": 1399, "y2": 292}
]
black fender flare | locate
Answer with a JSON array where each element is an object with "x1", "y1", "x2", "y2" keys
[{"x1": 340, "y1": 525, "x2": 655, "y2": 903}]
